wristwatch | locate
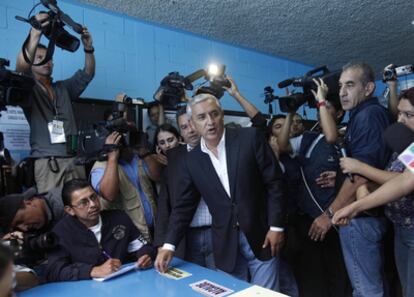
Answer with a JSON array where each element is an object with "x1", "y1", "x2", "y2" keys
[
  {"x1": 325, "y1": 207, "x2": 334, "y2": 219},
  {"x1": 84, "y1": 46, "x2": 95, "y2": 54}
]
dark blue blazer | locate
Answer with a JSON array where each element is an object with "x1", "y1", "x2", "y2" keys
[{"x1": 165, "y1": 127, "x2": 285, "y2": 273}]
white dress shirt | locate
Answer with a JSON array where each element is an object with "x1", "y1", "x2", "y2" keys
[{"x1": 163, "y1": 129, "x2": 282, "y2": 252}]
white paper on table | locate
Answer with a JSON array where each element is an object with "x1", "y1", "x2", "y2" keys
[
  {"x1": 93, "y1": 262, "x2": 138, "y2": 282},
  {"x1": 230, "y1": 285, "x2": 290, "y2": 297}
]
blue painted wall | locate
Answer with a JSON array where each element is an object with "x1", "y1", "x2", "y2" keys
[
  {"x1": 2, "y1": 0, "x2": 403, "y2": 120},
  {"x1": 0, "y1": 0, "x2": 321, "y2": 118}
]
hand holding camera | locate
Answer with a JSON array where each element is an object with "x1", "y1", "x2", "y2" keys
[
  {"x1": 30, "y1": 13, "x2": 50, "y2": 36},
  {"x1": 310, "y1": 78, "x2": 329, "y2": 103},
  {"x1": 383, "y1": 63, "x2": 414, "y2": 83},
  {"x1": 105, "y1": 132, "x2": 122, "y2": 162},
  {"x1": 223, "y1": 75, "x2": 240, "y2": 97},
  {"x1": 81, "y1": 27, "x2": 94, "y2": 51}
]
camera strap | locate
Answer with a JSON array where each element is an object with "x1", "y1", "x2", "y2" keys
[
  {"x1": 21, "y1": 18, "x2": 57, "y2": 66},
  {"x1": 299, "y1": 166, "x2": 339, "y2": 233}
]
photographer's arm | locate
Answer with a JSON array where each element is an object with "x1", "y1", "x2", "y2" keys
[
  {"x1": 99, "y1": 133, "x2": 121, "y2": 202},
  {"x1": 16, "y1": 13, "x2": 49, "y2": 73},
  {"x1": 311, "y1": 79, "x2": 337, "y2": 144},
  {"x1": 277, "y1": 113, "x2": 294, "y2": 154},
  {"x1": 387, "y1": 80, "x2": 399, "y2": 119},
  {"x1": 81, "y1": 27, "x2": 95, "y2": 78},
  {"x1": 158, "y1": 104, "x2": 165, "y2": 125},
  {"x1": 225, "y1": 76, "x2": 259, "y2": 119}
]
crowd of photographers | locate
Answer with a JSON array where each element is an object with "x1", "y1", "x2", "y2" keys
[{"x1": 0, "y1": 9, "x2": 414, "y2": 297}]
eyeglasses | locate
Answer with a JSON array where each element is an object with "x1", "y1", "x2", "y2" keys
[{"x1": 71, "y1": 194, "x2": 99, "y2": 209}]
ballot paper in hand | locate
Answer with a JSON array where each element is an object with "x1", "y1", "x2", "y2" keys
[{"x1": 93, "y1": 262, "x2": 138, "y2": 282}]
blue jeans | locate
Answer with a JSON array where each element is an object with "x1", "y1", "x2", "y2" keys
[
  {"x1": 185, "y1": 227, "x2": 216, "y2": 270},
  {"x1": 279, "y1": 259, "x2": 299, "y2": 297},
  {"x1": 230, "y1": 232, "x2": 279, "y2": 291},
  {"x1": 394, "y1": 225, "x2": 414, "y2": 297},
  {"x1": 339, "y1": 216, "x2": 389, "y2": 297}
]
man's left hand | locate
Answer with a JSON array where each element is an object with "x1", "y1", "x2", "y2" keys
[
  {"x1": 81, "y1": 27, "x2": 93, "y2": 50},
  {"x1": 308, "y1": 214, "x2": 332, "y2": 242},
  {"x1": 262, "y1": 230, "x2": 284, "y2": 257},
  {"x1": 137, "y1": 254, "x2": 152, "y2": 269}
]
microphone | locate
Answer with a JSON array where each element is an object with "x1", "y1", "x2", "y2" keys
[
  {"x1": 277, "y1": 78, "x2": 293, "y2": 89},
  {"x1": 338, "y1": 141, "x2": 354, "y2": 183},
  {"x1": 185, "y1": 69, "x2": 206, "y2": 84}
]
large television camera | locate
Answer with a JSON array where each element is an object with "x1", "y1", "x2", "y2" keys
[
  {"x1": 7, "y1": 231, "x2": 59, "y2": 266},
  {"x1": 75, "y1": 98, "x2": 147, "y2": 165},
  {"x1": 153, "y1": 64, "x2": 231, "y2": 109},
  {"x1": 276, "y1": 65, "x2": 340, "y2": 113},
  {"x1": 0, "y1": 58, "x2": 35, "y2": 111},
  {"x1": 16, "y1": 0, "x2": 83, "y2": 65}
]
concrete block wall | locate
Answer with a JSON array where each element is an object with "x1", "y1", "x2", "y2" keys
[{"x1": 0, "y1": 0, "x2": 344, "y2": 119}]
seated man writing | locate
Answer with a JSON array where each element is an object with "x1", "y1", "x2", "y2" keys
[{"x1": 45, "y1": 179, "x2": 155, "y2": 282}]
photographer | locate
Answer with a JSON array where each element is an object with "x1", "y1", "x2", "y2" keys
[
  {"x1": 90, "y1": 131, "x2": 158, "y2": 243},
  {"x1": 15, "y1": 12, "x2": 95, "y2": 193},
  {"x1": 0, "y1": 187, "x2": 63, "y2": 235},
  {"x1": 0, "y1": 187, "x2": 63, "y2": 271},
  {"x1": 277, "y1": 79, "x2": 350, "y2": 297}
]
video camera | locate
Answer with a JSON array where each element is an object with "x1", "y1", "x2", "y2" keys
[
  {"x1": 153, "y1": 64, "x2": 231, "y2": 109},
  {"x1": 8, "y1": 231, "x2": 58, "y2": 266},
  {"x1": 75, "y1": 97, "x2": 147, "y2": 165},
  {"x1": 0, "y1": 58, "x2": 35, "y2": 111},
  {"x1": 276, "y1": 65, "x2": 340, "y2": 113},
  {"x1": 383, "y1": 64, "x2": 414, "y2": 82},
  {"x1": 16, "y1": 0, "x2": 83, "y2": 65}
]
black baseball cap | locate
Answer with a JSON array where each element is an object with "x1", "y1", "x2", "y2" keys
[{"x1": 0, "y1": 188, "x2": 37, "y2": 232}]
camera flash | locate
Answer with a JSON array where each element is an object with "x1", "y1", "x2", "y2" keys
[
  {"x1": 207, "y1": 64, "x2": 225, "y2": 77},
  {"x1": 208, "y1": 64, "x2": 220, "y2": 76}
]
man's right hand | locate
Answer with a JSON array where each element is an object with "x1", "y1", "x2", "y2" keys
[
  {"x1": 223, "y1": 76, "x2": 240, "y2": 97},
  {"x1": 154, "y1": 249, "x2": 174, "y2": 273},
  {"x1": 2, "y1": 231, "x2": 24, "y2": 245},
  {"x1": 310, "y1": 78, "x2": 328, "y2": 102},
  {"x1": 105, "y1": 132, "x2": 122, "y2": 161},
  {"x1": 90, "y1": 258, "x2": 121, "y2": 278},
  {"x1": 31, "y1": 13, "x2": 50, "y2": 35}
]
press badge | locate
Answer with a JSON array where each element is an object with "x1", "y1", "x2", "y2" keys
[{"x1": 48, "y1": 120, "x2": 66, "y2": 144}]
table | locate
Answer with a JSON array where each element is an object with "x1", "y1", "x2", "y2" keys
[{"x1": 18, "y1": 258, "x2": 251, "y2": 296}]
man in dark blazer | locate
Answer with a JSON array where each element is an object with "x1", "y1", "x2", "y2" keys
[
  {"x1": 154, "y1": 108, "x2": 214, "y2": 269},
  {"x1": 155, "y1": 94, "x2": 285, "y2": 290}
]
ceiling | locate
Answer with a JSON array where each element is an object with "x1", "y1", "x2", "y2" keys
[{"x1": 78, "y1": 0, "x2": 414, "y2": 77}]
